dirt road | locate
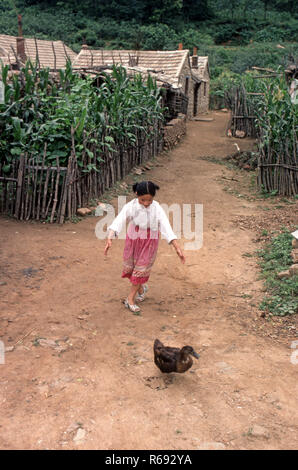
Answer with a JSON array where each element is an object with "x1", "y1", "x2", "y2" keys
[{"x1": 0, "y1": 112, "x2": 297, "y2": 450}]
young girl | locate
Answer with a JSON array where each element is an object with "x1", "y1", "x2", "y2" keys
[{"x1": 104, "y1": 181, "x2": 185, "y2": 313}]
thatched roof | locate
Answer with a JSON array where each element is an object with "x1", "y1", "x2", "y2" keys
[
  {"x1": 72, "y1": 48, "x2": 194, "y2": 88},
  {"x1": 0, "y1": 34, "x2": 76, "y2": 69}
]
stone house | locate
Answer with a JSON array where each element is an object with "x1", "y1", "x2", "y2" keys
[
  {"x1": 72, "y1": 45, "x2": 210, "y2": 118},
  {"x1": 190, "y1": 52, "x2": 210, "y2": 114}
]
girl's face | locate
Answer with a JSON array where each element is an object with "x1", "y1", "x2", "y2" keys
[{"x1": 137, "y1": 193, "x2": 153, "y2": 208}]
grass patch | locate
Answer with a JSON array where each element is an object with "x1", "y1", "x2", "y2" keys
[{"x1": 257, "y1": 229, "x2": 298, "y2": 316}]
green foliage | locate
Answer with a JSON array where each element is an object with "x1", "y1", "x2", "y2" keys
[
  {"x1": 257, "y1": 230, "x2": 298, "y2": 316},
  {"x1": 0, "y1": 61, "x2": 164, "y2": 171},
  {"x1": 254, "y1": 75, "x2": 298, "y2": 165},
  {"x1": 210, "y1": 70, "x2": 242, "y2": 100},
  {"x1": 207, "y1": 41, "x2": 298, "y2": 109},
  {"x1": 0, "y1": 1, "x2": 297, "y2": 52},
  {"x1": 202, "y1": 43, "x2": 298, "y2": 80},
  {"x1": 137, "y1": 24, "x2": 179, "y2": 50}
]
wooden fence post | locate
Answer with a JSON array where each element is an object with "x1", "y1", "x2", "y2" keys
[{"x1": 14, "y1": 153, "x2": 25, "y2": 219}]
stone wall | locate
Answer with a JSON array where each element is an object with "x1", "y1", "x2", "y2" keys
[
  {"x1": 178, "y1": 59, "x2": 195, "y2": 119},
  {"x1": 163, "y1": 114, "x2": 186, "y2": 149},
  {"x1": 174, "y1": 54, "x2": 210, "y2": 117},
  {"x1": 190, "y1": 59, "x2": 210, "y2": 115},
  {"x1": 197, "y1": 80, "x2": 210, "y2": 114},
  {"x1": 170, "y1": 54, "x2": 195, "y2": 118}
]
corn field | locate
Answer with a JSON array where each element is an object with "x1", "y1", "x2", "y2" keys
[
  {"x1": 255, "y1": 76, "x2": 298, "y2": 196},
  {"x1": 225, "y1": 72, "x2": 297, "y2": 196},
  {"x1": 0, "y1": 61, "x2": 165, "y2": 222}
]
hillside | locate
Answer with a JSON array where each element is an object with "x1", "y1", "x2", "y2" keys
[{"x1": 0, "y1": 0, "x2": 297, "y2": 81}]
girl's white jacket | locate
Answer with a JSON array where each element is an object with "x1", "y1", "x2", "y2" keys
[{"x1": 108, "y1": 198, "x2": 177, "y2": 244}]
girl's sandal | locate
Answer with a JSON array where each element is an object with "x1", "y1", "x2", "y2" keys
[
  {"x1": 124, "y1": 299, "x2": 141, "y2": 314},
  {"x1": 136, "y1": 284, "x2": 148, "y2": 302}
]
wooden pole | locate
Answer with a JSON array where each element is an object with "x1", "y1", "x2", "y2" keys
[
  {"x1": 50, "y1": 156, "x2": 60, "y2": 223},
  {"x1": 15, "y1": 153, "x2": 25, "y2": 219},
  {"x1": 51, "y1": 42, "x2": 57, "y2": 72}
]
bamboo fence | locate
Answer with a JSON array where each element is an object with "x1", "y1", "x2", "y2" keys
[{"x1": 0, "y1": 123, "x2": 163, "y2": 223}]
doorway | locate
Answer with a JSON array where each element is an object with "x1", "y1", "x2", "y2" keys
[{"x1": 193, "y1": 83, "x2": 200, "y2": 116}]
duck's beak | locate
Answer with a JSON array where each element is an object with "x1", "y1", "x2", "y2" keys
[{"x1": 192, "y1": 351, "x2": 200, "y2": 359}]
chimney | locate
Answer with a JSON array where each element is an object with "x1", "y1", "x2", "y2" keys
[
  {"x1": 16, "y1": 15, "x2": 26, "y2": 62},
  {"x1": 18, "y1": 14, "x2": 23, "y2": 36},
  {"x1": 191, "y1": 46, "x2": 198, "y2": 68},
  {"x1": 178, "y1": 43, "x2": 183, "y2": 50},
  {"x1": 128, "y1": 53, "x2": 139, "y2": 67},
  {"x1": 81, "y1": 44, "x2": 89, "y2": 50}
]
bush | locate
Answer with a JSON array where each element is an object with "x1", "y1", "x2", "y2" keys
[
  {"x1": 180, "y1": 28, "x2": 214, "y2": 49},
  {"x1": 200, "y1": 42, "x2": 298, "y2": 81},
  {"x1": 253, "y1": 24, "x2": 298, "y2": 43},
  {"x1": 209, "y1": 70, "x2": 241, "y2": 99},
  {"x1": 138, "y1": 24, "x2": 179, "y2": 50}
]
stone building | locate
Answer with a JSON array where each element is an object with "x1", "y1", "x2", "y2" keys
[
  {"x1": 72, "y1": 45, "x2": 210, "y2": 118},
  {"x1": 190, "y1": 51, "x2": 210, "y2": 114}
]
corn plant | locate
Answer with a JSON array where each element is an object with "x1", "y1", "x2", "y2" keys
[
  {"x1": 0, "y1": 61, "x2": 165, "y2": 175},
  {"x1": 255, "y1": 76, "x2": 297, "y2": 160},
  {"x1": 220, "y1": 68, "x2": 297, "y2": 196},
  {"x1": 255, "y1": 75, "x2": 298, "y2": 196}
]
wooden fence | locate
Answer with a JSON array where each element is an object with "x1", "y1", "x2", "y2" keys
[
  {"x1": 225, "y1": 86, "x2": 259, "y2": 138},
  {"x1": 257, "y1": 146, "x2": 298, "y2": 197},
  {"x1": 0, "y1": 124, "x2": 163, "y2": 223},
  {"x1": 225, "y1": 84, "x2": 297, "y2": 196}
]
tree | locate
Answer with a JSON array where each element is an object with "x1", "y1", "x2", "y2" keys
[
  {"x1": 274, "y1": 0, "x2": 298, "y2": 15},
  {"x1": 182, "y1": 0, "x2": 213, "y2": 20},
  {"x1": 259, "y1": 0, "x2": 276, "y2": 20}
]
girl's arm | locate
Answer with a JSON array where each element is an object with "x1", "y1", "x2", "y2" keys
[
  {"x1": 170, "y1": 239, "x2": 186, "y2": 264},
  {"x1": 104, "y1": 203, "x2": 129, "y2": 256},
  {"x1": 108, "y1": 203, "x2": 129, "y2": 237},
  {"x1": 157, "y1": 204, "x2": 185, "y2": 264},
  {"x1": 104, "y1": 229, "x2": 115, "y2": 256}
]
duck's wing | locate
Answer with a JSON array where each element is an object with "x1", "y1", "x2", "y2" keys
[{"x1": 157, "y1": 347, "x2": 180, "y2": 363}]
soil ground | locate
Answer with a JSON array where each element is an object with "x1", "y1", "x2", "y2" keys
[{"x1": 0, "y1": 111, "x2": 297, "y2": 450}]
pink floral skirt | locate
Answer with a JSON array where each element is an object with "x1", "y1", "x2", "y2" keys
[{"x1": 122, "y1": 224, "x2": 159, "y2": 285}]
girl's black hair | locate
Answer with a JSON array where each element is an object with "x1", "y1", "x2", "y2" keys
[{"x1": 133, "y1": 181, "x2": 160, "y2": 197}]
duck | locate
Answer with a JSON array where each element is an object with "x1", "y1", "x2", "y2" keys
[{"x1": 153, "y1": 339, "x2": 200, "y2": 374}]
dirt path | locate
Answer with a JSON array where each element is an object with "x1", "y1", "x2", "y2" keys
[{"x1": 0, "y1": 112, "x2": 297, "y2": 450}]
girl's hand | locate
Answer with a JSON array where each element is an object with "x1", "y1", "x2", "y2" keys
[
  {"x1": 175, "y1": 246, "x2": 186, "y2": 264},
  {"x1": 104, "y1": 239, "x2": 112, "y2": 256},
  {"x1": 171, "y1": 240, "x2": 185, "y2": 264}
]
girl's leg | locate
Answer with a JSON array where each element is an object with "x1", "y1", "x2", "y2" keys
[
  {"x1": 128, "y1": 283, "x2": 141, "y2": 305},
  {"x1": 136, "y1": 283, "x2": 148, "y2": 302},
  {"x1": 138, "y1": 284, "x2": 145, "y2": 294}
]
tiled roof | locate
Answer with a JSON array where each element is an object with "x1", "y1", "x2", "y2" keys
[
  {"x1": 72, "y1": 48, "x2": 190, "y2": 87},
  {"x1": 0, "y1": 34, "x2": 76, "y2": 68}
]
